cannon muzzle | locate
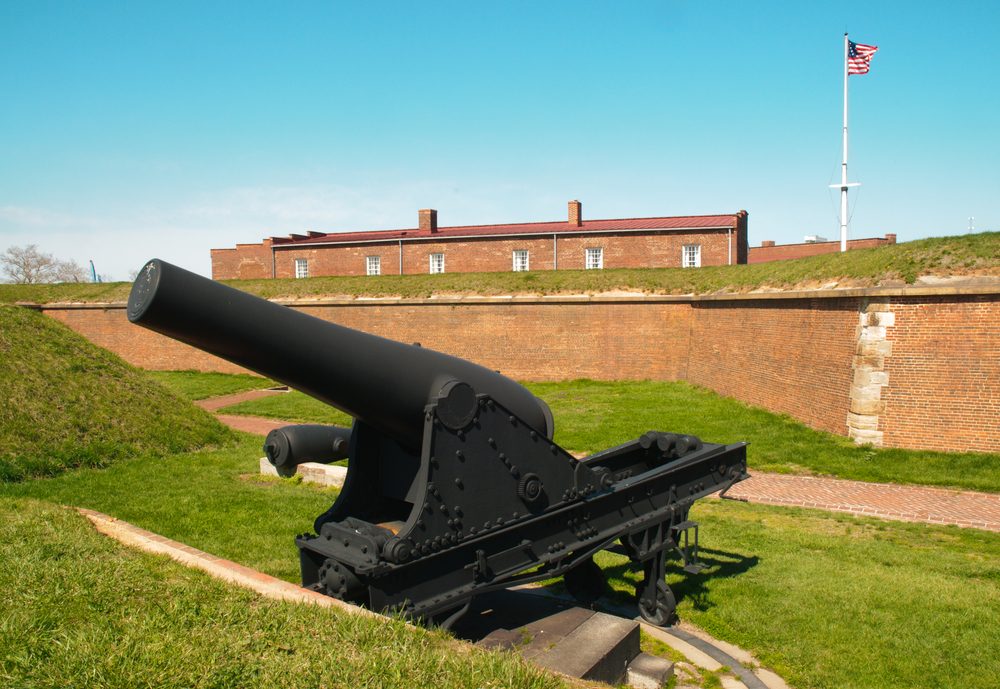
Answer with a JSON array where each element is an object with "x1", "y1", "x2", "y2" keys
[{"x1": 128, "y1": 259, "x2": 553, "y2": 450}]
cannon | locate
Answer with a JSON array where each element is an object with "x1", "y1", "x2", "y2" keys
[
  {"x1": 129, "y1": 259, "x2": 748, "y2": 627},
  {"x1": 264, "y1": 424, "x2": 352, "y2": 478}
]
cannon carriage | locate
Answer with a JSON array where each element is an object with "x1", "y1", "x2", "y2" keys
[{"x1": 129, "y1": 259, "x2": 748, "y2": 627}]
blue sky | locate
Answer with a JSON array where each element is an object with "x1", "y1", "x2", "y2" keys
[{"x1": 2, "y1": 1, "x2": 997, "y2": 279}]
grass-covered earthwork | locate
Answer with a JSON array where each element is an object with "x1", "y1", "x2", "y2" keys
[{"x1": 0, "y1": 307, "x2": 232, "y2": 482}]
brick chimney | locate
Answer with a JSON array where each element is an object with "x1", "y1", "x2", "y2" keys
[
  {"x1": 568, "y1": 200, "x2": 582, "y2": 227},
  {"x1": 419, "y1": 209, "x2": 438, "y2": 233},
  {"x1": 761, "y1": 240, "x2": 776, "y2": 247},
  {"x1": 885, "y1": 233, "x2": 897, "y2": 244}
]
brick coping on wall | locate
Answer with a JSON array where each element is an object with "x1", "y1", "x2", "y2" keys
[{"x1": 26, "y1": 280, "x2": 1000, "y2": 311}]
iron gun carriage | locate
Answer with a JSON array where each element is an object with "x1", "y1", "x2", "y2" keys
[{"x1": 128, "y1": 259, "x2": 748, "y2": 627}]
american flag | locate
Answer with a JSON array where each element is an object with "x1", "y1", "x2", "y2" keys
[{"x1": 848, "y1": 40, "x2": 878, "y2": 75}]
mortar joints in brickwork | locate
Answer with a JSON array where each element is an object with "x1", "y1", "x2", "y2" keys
[{"x1": 847, "y1": 299, "x2": 894, "y2": 446}]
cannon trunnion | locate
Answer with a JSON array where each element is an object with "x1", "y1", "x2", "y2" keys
[{"x1": 128, "y1": 259, "x2": 748, "y2": 627}]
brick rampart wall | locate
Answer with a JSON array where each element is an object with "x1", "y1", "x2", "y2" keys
[
  {"x1": 39, "y1": 287, "x2": 999, "y2": 452},
  {"x1": 880, "y1": 294, "x2": 999, "y2": 452},
  {"x1": 685, "y1": 298, "x2": 860, "y2": 435}
]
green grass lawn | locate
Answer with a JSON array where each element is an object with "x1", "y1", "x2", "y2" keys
[
  {"x1": 220, "y1": 390, "x2": 352, "y2": 426},
  {"x1": 147, "y1": 369, "x2": 276, "y2": 400},
  {"x1": 2, "y1": 232, "x2": 997, "y2": 305},
  {"x1": 2, "y1": 436, "x2": 327, "y2": 582},
  {"x1": 0, "y1": 496, "x2": 563, "y2": 689},
  {"x1": 212, "y1": 377, "x2": 1000, "y2": 493},
  {"x1": 593, "y1": 500, "x2": 1000, "y2": 689},
  {"x1": 4, "y1": 438, "x2": 998, "y2": 689}
]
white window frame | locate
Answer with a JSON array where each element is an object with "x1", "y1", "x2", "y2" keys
[
  {"x1": 366, "y1": 255, "x2": 381, "y2": 276},
  {"x1": 294, "y1": 258, "x2": 309, "y2": 279},
  {"x1": 512, "y1": 249, "x2": 529, "y2": 272},
  {"x1": 682, "y1": 244, "x2": 701, "y2": 268},
  {"x1": 585, "y1": 247, "x2": 603, "y2": 270},
  {"x1": 429, "y1": 252, "x2": 445, "y2": 274}
]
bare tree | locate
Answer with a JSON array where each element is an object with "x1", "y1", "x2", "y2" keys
[
  {"x1": 53, "y1": 258, "x2": 88, "y2": 283},
  {"x1": 1, "y1": 244, "x2": 88, "y2": 284}
]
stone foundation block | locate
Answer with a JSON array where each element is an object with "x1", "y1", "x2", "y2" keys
[
  {"x1": 849, "y1": 427, "x2": 884, "y2": 446},
  {"x1": 847, "y1": 412, "x2": 880, "y2": 431}
]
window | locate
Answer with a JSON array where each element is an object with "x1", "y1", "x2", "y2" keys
[
  {"x1": 585, "y1": 247, "x2": 603, "y2": 270},
  {"x1": 294, "y1": 258, "x2": 309, "y2": 279},
  {"x1": 512, "y1": 249, "x2": 529, "y2": 272},
  {"x1": 366, "y1": 256, "x2": 381, "y2": 276},
  {"x1": 682, "y1": 244, "x2": 701, "y2": 268},
  {"x1": 429, "y1": 253, "x2": 445, "y2": 274}
]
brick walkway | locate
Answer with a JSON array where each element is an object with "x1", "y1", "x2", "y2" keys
[
  {"x1": 724, "y1": 472, "x2": 1000, "y2": 532},
  {"x1": 200, "y1": 390, "x2": 1000, "y2": 533}
]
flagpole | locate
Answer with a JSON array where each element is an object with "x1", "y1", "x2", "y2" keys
[{"x1": 840, "y1": 32, "x2": 849, "y2": 252}]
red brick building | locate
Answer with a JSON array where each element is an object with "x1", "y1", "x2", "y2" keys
[
  {"x1": 748, "y1": 234, "x2": 896, "y2": 263},
  {"x1": 211, "y1": 201, "x2": 749, "y2": 279}
]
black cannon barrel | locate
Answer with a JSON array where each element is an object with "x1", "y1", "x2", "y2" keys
[{"x1": 128, "y1": 259, "x2": 553, "y2": 449}]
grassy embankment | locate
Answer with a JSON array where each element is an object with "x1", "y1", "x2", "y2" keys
[
  {"x1": 204, "y1": 375, "x2": 1000, "y2": 493},
  {"x1": 0, "y1": 306, "x2": 232, "y2": 482},
  {"x1": 1, "y1": 232, "x2": 997, "y2": 305}
]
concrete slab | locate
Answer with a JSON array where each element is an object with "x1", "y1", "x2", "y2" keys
[
  {"x1": 259, "y1": 457, "x2": 346, "y2": 488},
  {"x1": 626, "y1": 652, "x2": 674, "y2": 689},
  {"x1": 456, "y1": 590, "x2": 646, "y2": 686},
  {"x1": 477, "y1": 628, "x2": 522, "y2": 652},
  {"x1": 532, "y1": 612, "x2": 638, "y2": 685},
  {"x1": 517, "y1": 607, "x2": 598, "y2": 661}
]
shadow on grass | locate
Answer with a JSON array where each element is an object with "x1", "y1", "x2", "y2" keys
[
  {"x1": 671, "y1": 547, "x2": 761, "y2": 612},
  {"x1": 538, "y1": 545, "x2": 759, "y2": 614}
]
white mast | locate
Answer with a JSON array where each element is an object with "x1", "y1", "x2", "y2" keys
[{"x1": 833, "y1": 33, "x2": 860, "y2": 252}]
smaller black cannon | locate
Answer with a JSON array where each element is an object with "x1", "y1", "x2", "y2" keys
[
  {"x1": 129, "y1": 259, "x2": 748, "y2": 627},
  {"x1": 264, "y1": 424, "x2": 351, "y2": 478}
]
